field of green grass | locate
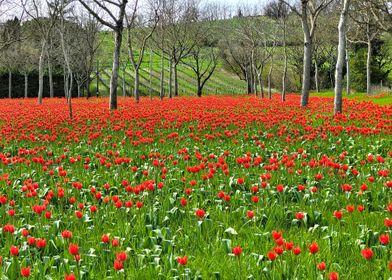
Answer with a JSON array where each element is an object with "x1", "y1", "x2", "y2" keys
[{"x1": 311, "y1": 90, "x2": 392, "y2": 106}]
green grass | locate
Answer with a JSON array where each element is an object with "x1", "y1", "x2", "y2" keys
[{"x1": 311, "y1": 90, "x2": 392, "y2": 106}]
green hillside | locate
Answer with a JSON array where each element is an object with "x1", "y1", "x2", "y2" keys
[{"x1": 92, "y1": 32, "x2": 247, "y2": 97}]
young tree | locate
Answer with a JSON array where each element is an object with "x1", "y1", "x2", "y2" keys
[
  {"x1": 349, "y1": 0, "x2": 381, "y2": 96},
  {"x1": 126, "y1": 0, "x2": 159, "y2": 102},
  {"x1": 265, "y1": 1, "x2": 290, "y2": 100},
  {"x1": 21, "y1": 0, "x2": 56, "y2": 104},
  {"x1": 78, "y1": 0, "x2": 128, "y2": 110},
  {"x1": 185, "y1": 46, "x2": 217, "y2": 97},
  {"x1": 334, "y1": 0, "x2": 351, "y2": 114},
  {"x1": 281, "y1": 0, "x2": 334, "y2": 107}
]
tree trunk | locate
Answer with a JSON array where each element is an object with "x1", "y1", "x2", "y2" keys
[
  {"x1": 122, "y1": 67, "x2": 126, "y2": 97},
  {"x1": 8, "y1": 70, "x2": 11, "y2": 99},
  {"x1": 48, "y1": 59, "x2": 54, "y2": 98},
  {"x1": 169, "y1": 58, "x2": 173, "y2": 98},
  {"x1": 334, "y1": 0, "x2": 350, "y2": 114},
  {"x1": 109, "y1": 29, "x2": 123, "y2": 110},
  {"x1": 268, "y1": 60, "x2": 273, "y2": 100},
  {"x1": 366, "y1": 37, "x2": 372, "y2": 96},
  {"x1": 86, "y1": 76, "x2": 91, "y2": 99},
  {"x1": 38, "y1": 40, "x2": 46, "y2": 104},
  {"x1": 282, "y1": 20, "x2": 288, "y2": 102},
  {"x1": 258, "y1": 73, "x2": 264, "y2": 99},
  {"x1": 24, "y1": 73, "x2": 28, "y2": 98},
  {"x1": 134, "y1": 67, "x2": 140, "y2": 103},
  {"x1": 346, "y1": 39, "x2": 350, "y2": 95},
  {"x1": 197, "y1": 78, "x2": 202, "y2": 97},
  {"x1": 77, "y1": 83, "x2": 81, "y2": 98},
  {"x1": 96, "y1": 60, "x2": 99, "y2": 97},
  {"x1": 149, "y1": 49, "x2": 153, "y2": 99},
  {"x1": 314, "y1": 59, "x2": 319, "y2": 93},
  {"x1": 160, "y1": 49, "x2": 165, "y2": 100},
  {"x1": 174, "y1": 63, "x2": 179, "y2": 97},
  {"x1": 301, "y1": 5, "x2": 312, "y2": 107}
]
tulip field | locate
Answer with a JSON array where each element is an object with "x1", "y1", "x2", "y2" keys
[{"x1": 0, "y1": 95, "x2": 391, "y2": 280}]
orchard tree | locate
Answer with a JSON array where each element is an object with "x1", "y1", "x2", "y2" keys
[
  {"x1": 78, "y1": 0, "x2": 128, "y2": 110},
  {"x1": 334, "y1": 0, "x2": 351, "y2": 114},
  {"x1": 282, "y1": 0, "x2": 334, "y2": 107}
]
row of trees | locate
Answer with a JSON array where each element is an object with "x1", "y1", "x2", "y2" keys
[{"x1": 1, "y1": 0, "x2": 392, "y2": 114}]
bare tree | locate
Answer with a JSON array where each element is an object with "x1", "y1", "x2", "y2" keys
[
  {"x1": 185, "y1": 46, "x2": 217, "y2": 97},
  {"x1": 282, "y1": 0, "x2": 334, "y2": 107},
  {"x1": 21, "y1": 0, "x2": 56, "y2": 104},
  {"x1": 349, "y1": 0, "x2": 381, "y2": 96},
  {"x1": 334, "y1": 0, "x2": 351, "y2": 114},
  {"x1": 126, "y1": 0, "x2": 159, "y2": 102},
  {"x1": 78, "y1": 0, "x2": 128, "y2": 110}
]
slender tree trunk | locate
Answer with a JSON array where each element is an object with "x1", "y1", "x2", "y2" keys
[
  {"x1": 268, "y1": 58, "x2": 273, "y2": 100},
  {"x1": 282, "y1": 22, "x2": 288, "y2": 102},
  {"x1": 301, "y1": 6, "x2": 312, "y2": 107},
  {"x1": 334, "y1": 0, "x2": 350, "y2": 114},
  {"x1": 64, "y1": 64, "x2": 68, "y2": 98},
  {"x1": 366, "y1": 37, "x2": 372, "y2": 96},
  {"x1": 8, "y1": 70, "x2": 11, "y2": 99},
  {"x1": 169, "y1": 58, "x2": 173, "y2": 98},
  {"x1": 38, "y1": 40, "x2": 46, "y2": 104},
  {"x1": 160, "y1": 49, "x2": 165, "y2": 100},
  {"x1": 346, "y1": 39, "x2": 350, "y2": 95},
  {"x1": 96, "y1": 60, "x2": 99, "y2": 97},
  {"x1": 48, "y1": 59, "x2": 54, "y2": 98},
  {"x1": 258, "y1": 73, "x2": 263, "y2": 98},
  {"x1": 314, "y1": 59, "x2": 319, "y2": 93},
  {"x1": 77, "y1": 83, "x2": 81, "y2": 98},
  {"x1": 122, "y1": 66, "x2": 126, "y2": 97},
  {"x1": 86, "y1": 76, "x2": 91, "y2": 99},
  {"x1": 174, "y1": 62, "x2": 178, "y2": 97},
  {"x1": 110, "y1": 29, "x2": 123, "y2": 110},
  {"x1": 134, "y1": 67, "x2": 140, "y2": 103},
  {"x1": 24, "y1": 73, "x2": 28, "y2": 98},
  {"x1": 149, "y1": 49, "x2": 153, "y2": 99}
]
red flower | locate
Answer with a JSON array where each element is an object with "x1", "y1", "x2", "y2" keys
[
  {"x1": 68, "y1": 243, "x2": 79, "y2": 255},
  {"x1": 361, "y1": 248, "x2": 373, "y2": 260},
  {"x1": 274, "y1": 246, "x2": 284, "y2": 255},
  {"x1": 237, "y1": 178, "x2": 244, "y2": 185},
  {"x1": 22, "y1": 228, "x2": 29, "y2": 237},
  {"x1": 10, "y1": 245, "x2": 19, "y2": 256},
  {"x1": 116, "y1": 251, "x2": 127, "y2": 261},
  {"x1": 65, "y1": 273, "x2": 76, "y2": 280},
  {"x1": 246, "y1": 210, "x2": 255, "y2": 219},
  {"x1": 75, "y1": 211, "x2": 83, "y2": 219},
  {"x1": 295, "y1": 212, "x2": 304, "y2": 220},
  {"x1": 385, "y1": 218, "x2": 392, "y2": 227},
  {"x1": 317, "y1": 262, "x2": 326, "y2": 271},
  {"x1": 271, "y1": 230, "x2": 282, "y2": 240},
  {"x1": 232, "y1": 246, "x2": 242, "y2": 256},
  {"x1": 379, "y1": 233, "x2": 390, "y2": 245},
  {"x1": 293, "y1": 247, "x2": 301, "y2": 255},
  {"x1": 334, "y1": 211, "x2": 343, "y2": 220},
  {"x1": 328, "y1": 272, "x2": 339, "y2": 280},
  {"x1": 101, "y1": 234, "x2": 110, "y2": 243},
  {"x1": 21, "y1": 266, "x2": 31, "y2": 277},
  {"x1": 195, "y1": 209, "x2": 205, "y2": 218},
  {"x1": 36, "y1": 238, "x2": 46, "y2": 249},
  {"x1": 308, "y1": 242, "x2": 319, "y2": 254},
  {"x1": 62, "y1": 230, "x2": 73, "y2": 239},
  {"x1": 112, "y1": 239, "x2": 120, "y2": 247},
  {"x1": 114, "y1": 260, "x2": 123, "y2": 270},
  {"x1": 177, "y1": 256, "x2": 188, "y2": 266},
  {"x1": 267, "y1": 251, "x2": 276, "y2": 261},
  {"x1": 276, "y1": 184, "x2": 284, "y2": 192},
  {"x1": 180, "y1": 198, "x2": 188, "y2": 206}
]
